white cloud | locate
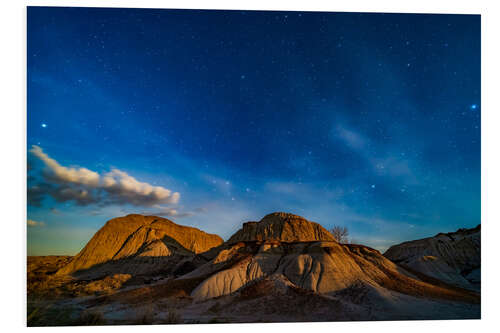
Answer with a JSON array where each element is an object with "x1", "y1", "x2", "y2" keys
[
  {"x1": 28, "y1": 145, "x2": 180, "y2": 207},
  {"x1": 27, "y1": 219, "x2": 45, "y2": 227},
  {"x1": 102, "y1": 169, "x2": 180, "y2": 206},
  {"x1": 29, "y1": 145, "x2": 100, "y2": 187}
]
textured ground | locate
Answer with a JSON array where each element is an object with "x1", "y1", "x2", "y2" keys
[
  {"x1": 27, "y1": 272, "x2": 480, "y2": 326},
  {"x1": 384, "y1": 225, "x2": 480, "y2": 291},
  {"x1": 27, "y1": 213, "x2": 481, "y2": 326},
  {"x1": 56, "y1": 214, "x2": 223, "y2": 278}
]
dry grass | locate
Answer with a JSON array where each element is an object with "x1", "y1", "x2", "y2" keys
[
  {"x1": 87, "y1": 276, "x2": 205, "y2": 307},
  {"x1": 77, "y1": 309, "x2": 106, "y2": 325},
  {"x1": 133, "y1": 304, "x2": 155, "y2": 325},
  {"x1": 83, "y1": 274, "x2": 132, "y2": 295},
  {"x1": 27, "y1": 256, "x2": 74, "y2": 298},
  {"x1": 27, "y1": 298, "x2": 80, "y2": 326},
  {"x1": 163, "y1": 309, "x2": 182, "y2": 324},
  {"x1": 28, "y1": 255, "x2": 133, "y2": 299}
]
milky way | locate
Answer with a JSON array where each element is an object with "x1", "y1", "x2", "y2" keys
[{"x1": 27, "y1": 7, "x2": 480, "y2": 255}]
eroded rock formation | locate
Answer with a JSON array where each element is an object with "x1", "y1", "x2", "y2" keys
[
  {"x1": 175, "y1": 213, "x2": 479, "y2": 303},
  {"x1": 383, "y1": 225, "x2": 480, "y2": 290},
  {"x1": 57, "y1": 214, "x2": 223, "y2": 278},
  {"x1": 227, "y1": 212, "x2": 335, "y2": 243}
]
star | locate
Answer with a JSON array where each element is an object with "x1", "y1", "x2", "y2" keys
[
  {"x1": 371, "y1": 184, "x2": 376, "y2": 189},
  {"x1": 41, "y1": 123, "x2": 47, "y2": 128},
  {"x1": 470, "y1": 104, "x2": 478, "y2": 110}
]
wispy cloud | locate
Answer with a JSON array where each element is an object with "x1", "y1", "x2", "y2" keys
[
  {"x1": 143, "y1": 205, "x2": 195, "y2": 218},
  {"x1": 27, "y1": 219, "x2": 45, "y2": 227},
  {"x1": 331, "y1": 124, "x2": 418, "y2": 184},
  {"x1": 335, "y1": 125, "x2": 367, "y2": 150},
  {"x1": 265, "y1": 181, "x2": 344, "y2": 201}
]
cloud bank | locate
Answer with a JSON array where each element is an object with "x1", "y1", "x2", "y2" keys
[
  {"x1": 28, "y1": 145, "x2": 180, "y2": 207},
  {"x1": 30, "y1": 145, "x2": 100, "y2": 187}
]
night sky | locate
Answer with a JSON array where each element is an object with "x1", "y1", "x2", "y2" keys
[{"x1": 27, "y1": 7, "x2": 480, "y2": 255}]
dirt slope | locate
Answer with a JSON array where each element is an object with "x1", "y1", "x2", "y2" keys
[
  {"x1": 173, "y1": 213, "x2": 479, "y2": 303},
  {"x1": 56, "y1": 214, "x2": 223, "y2": 277},
  {"x1": 384, "y1": 225, "x2": 480, "y2": 290},
  {"x1": 37, "y1": 213, "x2": 479, "y2": 324}
]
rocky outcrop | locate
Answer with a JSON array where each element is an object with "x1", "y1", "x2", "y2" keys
[
  {"x1": 54, "y1": 212, "x2": 479, "y2": 309},
  {"x1": 383, "y1": 225, "x2": 480, "y2": 290},
  {"x1": 175, "y1": 213, "x2": 479, "y2": 304},
  {"x1": 227, "y1": 212, "x2": 335, "y2": 243},
  {"x1": 57, "y1": 214, "x2": 223, "y2": 277},
  {"x1": 67, "y1": 213, "x2": 479, "y2": 323}
]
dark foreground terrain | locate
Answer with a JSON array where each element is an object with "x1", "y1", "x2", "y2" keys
[{"x1": 27, "y1": 213, "x2": 480, "y2": 326}]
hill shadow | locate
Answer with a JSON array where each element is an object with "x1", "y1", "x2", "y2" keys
[{"x1": 69, "y1": 235, "x2": 199, "y2": 281}]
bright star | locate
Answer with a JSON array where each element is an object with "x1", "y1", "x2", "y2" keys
[
  {"x1": 470, "y1": 104, "x2": 478, "y2": 110},
  {"x1": 41, "y1": 123, "x2": 47, "y2": 128},
  {"x1": 371, "y1": 184, "x2": 376, "y2": 189}
]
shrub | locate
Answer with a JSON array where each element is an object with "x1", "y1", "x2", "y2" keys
[{"x1": 330, "y1": 226, "x2": 349, "y2": 243}]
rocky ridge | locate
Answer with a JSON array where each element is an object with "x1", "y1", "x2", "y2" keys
[
  {"x1": 172, "y1": 213, "x2": 479, "y2": 303},
  {"x1": 383, "y1": 225, "x2": 480, "y2": 290}
]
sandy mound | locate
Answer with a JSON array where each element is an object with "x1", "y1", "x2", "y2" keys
[
  {"x1": 169, "y1": 213, "x2": 479, "y2": 304},
  {"x1": 56, "y1": 214, "x2": 223, "y2": 278},
  {"x1": 384, "y1": 225, "x2": 480, "y2": 290}
]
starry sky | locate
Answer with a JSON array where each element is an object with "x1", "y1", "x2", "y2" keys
[{"x1": 27, "y1": 7, "x2": 480, "y2": 256}]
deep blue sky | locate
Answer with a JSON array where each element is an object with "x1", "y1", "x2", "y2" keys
[{"x1": 27, "y1": 7, "x2": 480, "y2": 255}]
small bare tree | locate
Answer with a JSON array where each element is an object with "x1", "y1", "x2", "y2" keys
[{"x1": 330, "y1": 225, "x2": 349, "y2": 243}]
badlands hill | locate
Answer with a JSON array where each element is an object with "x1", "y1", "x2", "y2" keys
[
  {"x1": 169, "y1": 213, "x2": 479, "y2": 304},
  {"x1": 384, "y1": 225, "x2": 480, "y2": 291},
  {"x1": 56, "y1": 214, "x2": 223, "y2": 278},
  {"x1": 31, "y1": 212, "x2": 480, "y2": 324},
  {"x1": 227, "y1": 212, "x2": 335, "y2": 243}
]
